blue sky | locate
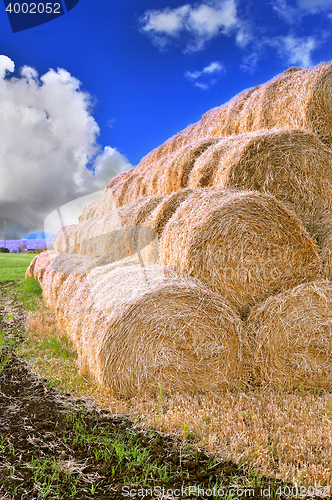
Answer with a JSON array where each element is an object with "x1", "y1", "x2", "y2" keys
[{"x1": 0, "y1": 0, "x2": 332, "y2": 237}]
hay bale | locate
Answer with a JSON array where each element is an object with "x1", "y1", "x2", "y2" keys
[
  {"x1": 78, "y1": 199, "x2": 100, "y2": 223},
  {"x1": 106, "y1": 62, "x2": 332, "y2": 192},
  {"x1": 109, "y1": 139, "x2": 220, "y2": 207},
  {"x1": 160, "y1": 189, "x2": 321, "y2": 315},
  {"x1": 110, "y1": 169, "x2": 138, "y2": 206},
  {"x1": 86, "y1": 262, "x2": 166, "y2": 311},
  {"x1": 321, "y1": 235, "x2": 332, "y2": 280},
  {"x1": 51, "y1": 252, "x2": 83, "y2": 274},
  {"x1": 53, "y1": 213, "x2": 123, "y2": 255},
  {"x1": 187, "y1": 129, "x2": 332, "y2": 242},
  {"x1": 25, "y1": 254, "x2": 39, "y2": 279},
  {"x1": 29, "y1": 250, "x2": 56, "y2": 283},
  {"x1": 55, "y1": 273, "x2": 92, "y2": 348},
  {"x1": 53, "y1": 224, "x2": 79, "y2": 254},
  {"x1": 117, "y1": 194, "x2": 166, "y2": 226},
  {"x1": 42, "y1": 265, "x2": 71, "y2": 310},
  {"x1": 144, "y1": 189, "x2": 197, "y2": 237},
  {"x1": 247, "y1": 280, "x2": 332, "y2": 390},
  {"x1": 117, "y1": 190, "x2": 196, "y2": 236},
  {"x1": 79, "y1": 274, "x2": 250, "y2": 397}
]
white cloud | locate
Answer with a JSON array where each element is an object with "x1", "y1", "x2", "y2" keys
[
  {"x1": 0, "y1": 55, "x2": 15, "y2": 78},
  {"x1": 0, "y1": 56, "x2": 132, "y2": 238},
  {"x1": 272, "y1": 0, "x2": 299, "y2": 23},
  {"x1": 297, "y1": 0, "x2": 332, "y2": 13},
  {"x1": 140, "y1": 0, "x2": 249, "y2": 52},
  {"x1": 273, "y1": 0, "x2": 332, "y2": 22},
  {"x1": 185, "y1": 60, "x2": 225, "y2": 88},
  {"x1": 273, "y1": 35, "x2": 319, "y2": 67}
]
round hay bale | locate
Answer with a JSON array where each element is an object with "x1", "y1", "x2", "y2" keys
[
  {"x1": 78, "y1": 199, "x2": 100, "y2": 223},
  {"x1": 42, "y1": 266, "x2": 70, "y2": 310},
  {"x1": 117, "y1": 194, "x2": 166, "y2": 226},
  {"x1": 188, "y1": 129, "x2": 332, "y2": 242},
  {"x1": 160, "y1": 189, "x2": 321, "y2": 315},
  {"x1": 51, "y1": 252, "x2": 83, "y2": 274},
  {"x1": 53, "y1": 224, "x2": 79, "y2": 254},
  {"x1": 54, "y1": 213, "x2": 123, "y2": 255},
  {"x1": 247, "y1": 280, "x2": 332, "y2": 391},
  {"x1": 144, "y1": 189, "x2": 197, "y2": 237},
  {"x1": 321, "y1": 235, "x2": 332, "y2": 280},
  {"x1": 55, "y1": 273, "x2": 90, "y2": 346},
  {"x1": 137, "y1": 138, "x2": 220, "y2": 199},
  {"x1": 25, "y1": 254, "x2": 39, "y2": 279},
  {"x1": 80, "y1": 275, "x2": 250, "y2": 397},
  {"x1": 111, "y1": 169, "x2": 138, "y2": 206},
  {"x1": 106, "y1": 62, "x2": 332, "y2": 191},
  {"x1": 31, "y1": 250, "x2": 56, "y2": 283},
  {"x1": 86, "y1": 262, "x2": 166, "y2": 311},
  {"x1": 107, "y1": 139, "x2": 220, "y2": 207}
]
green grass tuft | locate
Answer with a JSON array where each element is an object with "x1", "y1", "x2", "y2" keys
[{"x1": 18, "y1": 277, "x2": 43, "y2": 311}]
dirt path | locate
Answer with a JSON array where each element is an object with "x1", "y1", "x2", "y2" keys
[{"x1": 0, "y1": 281, "x2": 294, "y2": 500}]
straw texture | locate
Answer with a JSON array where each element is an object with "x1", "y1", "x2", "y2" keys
[
  {"x1": 160, "y1": 189, "x2": 321, "y2": 315},
  {"x1": 187, "y1": 129, "x2": 332, "y2": 241},
  {"x1": 247, "y1": 280, "x2": 332, "y2": 390},
  {"x1": 79, "y1": 275, "x2": 250, "y2": 397},
  {"x1": 111, "y1": 138, "x2": 220, "y2": 206},
  {"x1": 106, "y1": 62, "x2": 332, "y2": 194}
]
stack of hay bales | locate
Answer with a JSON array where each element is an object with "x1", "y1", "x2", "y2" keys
[
  {"x1": 103, "y1": 128, "x2": 332, "y2": 246},
  {"x1": 107, "y1": 62, "x2": 332, "y2": 199},
  {"x1": 26, "y1": 61, "x2": 332, "y2": 394}
]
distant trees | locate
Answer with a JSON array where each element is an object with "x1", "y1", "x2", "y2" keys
[{"x1": 17, "y1": 243, "x2": 27, "y2": 253}]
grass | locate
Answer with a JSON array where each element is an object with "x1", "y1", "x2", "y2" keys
[
  {"x1": 3, "y1": 275, "x2": 331, "y2": 495},
  {"x1": 0, "y1": 253, "x2": 35, "y2": 282}
]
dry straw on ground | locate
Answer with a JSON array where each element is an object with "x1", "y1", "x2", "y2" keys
[
  {"x1": 160, "y1": 189, "x2": 321, "y2": 315},
  {"x1": 187, "y1": 129, "x2": 332, "y2": 243},
  {"x1": 247, "y1": 279, "x2": 332, "y2": 391},
  {"x1": 78, "y1": 275, "x2": 250, "y2": 398},
  {"x1": 107, "y1": 62, "x2": 332, "y2": 193}
]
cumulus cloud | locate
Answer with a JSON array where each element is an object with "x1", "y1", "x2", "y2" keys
[
  {"x1": 0, "y1": 55, "x2": 132, "y2": 239},
  {"x1": 272, "y1": 35, "x2": 319, "y2": 67},
  {"x1": 185, "y1": 60, "x2": 225, "y2": 88},
  {"x1": 139, "y1": 0, "x2": 249, "y2": 52}
]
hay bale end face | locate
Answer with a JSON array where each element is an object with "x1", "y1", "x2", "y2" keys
[
  {"x1": 160, "y1": 189, "x2": 321, "y2": 315},
  {"x1": 83, "y1": 276, "x2": 250, "y2": 398},
  {"x1": 247, "y1": 280, "x2": 332, "y2": 391},
  {"x1": 188, "y1": 129, "x2": 332, "y2": 243}
]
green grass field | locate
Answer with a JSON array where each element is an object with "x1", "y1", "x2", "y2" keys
[{"x1": 0, "y1": 253, "x2": 36, "y2": 282}]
